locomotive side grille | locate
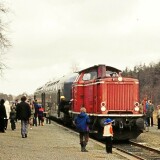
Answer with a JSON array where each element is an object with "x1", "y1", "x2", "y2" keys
[{"x1": 106, "y1": 83, "x2": 134, "y2": 111}]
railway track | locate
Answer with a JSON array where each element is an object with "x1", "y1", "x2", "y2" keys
[
  {"x1": 114, "y1": 140, "x2": 160, "y2": 160},
  {"x1": 52, "y1": 118, "x2": 160, "y2": 160},
  {"x1": 52, "y1": 119, "x2": 147, "y2": 159}
]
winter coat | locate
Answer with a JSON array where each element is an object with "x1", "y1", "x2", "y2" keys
[
  {"x1": 4, "y1": 100, "x2": 11, "y2": 119},
  {"x1": 16, "y1": 102, "x2": 31, "y2": 120},
  {"x1": 74, "y1": 112, "x2": 90, "y2": 132},
  {"x1": 59, "y1": 100, "x2": 69, "y2": 112},
  {"x1": 10, "y1": 109, "x2": 16, "y2": 120},
  {"x1": 38, "y1": 107, "x2": 44, "y2": 118},
  {"x1": 30, "y1": 107, "x2": 35, "y2": 119},
  {"x1": 46, "y1": 108, "x2": 51, "y2": 118},
  {"x1": 146, "y1": 104, "x2": 154, "y2": 117},
  {"x1": 0, "y1": 102, "x2": 7, "y2": 119},
  {"x1": 157, "y1": 109, "x2": 160, "y2": 119},
  {"x1": 0, "y1": 100, "x2": 7, "y2": 132},
  {"x1": 33, "y1": 102, "x2": 39, "y2": 117}
]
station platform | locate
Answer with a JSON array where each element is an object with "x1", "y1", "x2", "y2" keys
[
  {"x1": 143, "y1": 124, "x2": 160, "y2": 133},
  {"x1": 0, "y1": 121, "x2": 128, "y2": 160}
]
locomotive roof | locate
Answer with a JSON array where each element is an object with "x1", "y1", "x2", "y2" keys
[{"x1": 78, "y1": 64, "x2": 121, "y2": 73}]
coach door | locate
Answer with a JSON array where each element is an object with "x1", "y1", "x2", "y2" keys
[{"x1": 41, "y1": 93, "x2": 45, "y2": 109}]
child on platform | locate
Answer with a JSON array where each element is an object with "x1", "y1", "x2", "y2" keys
[{"x1": 103, "y1": 118, "x2": 114, "y2": 154}]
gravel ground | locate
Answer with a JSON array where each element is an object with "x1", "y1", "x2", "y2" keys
[
  {"x1": 132, "y1": 125, "x2": 160, "y2": 150},
  {"x1": 1, "y1": 120, "x2": 159, "y2": 160},
  {"x1": 0, "y1": 121, "x2": 126, "y2": 160}
]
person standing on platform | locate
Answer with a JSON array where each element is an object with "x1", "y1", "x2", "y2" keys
[
  {"x1": 74, "y1": 107, "x2": 90, "y2": 152},
  {"x1": 9, "y1": 106, "x2": 16, "y2": 130},
  {"x1": 16, "y1": 96, "x2": 31, "y2": 138},
  {"x1": 58, "y1": 96, "x2": 67, "y2": 112},
  {"x1": 15, "y1": 99, "x2": 19, "y2": 122},
  {"x1": 33, "y1": 100, "x2": 39, "y2": 126},
  {"x1": 46, "y1": 107, "x2": 51, "y2": 124},
  {"x1": 157, "y1": 105, "x2": 160, "y2": 129},
  {"x1": 146, "y1": 100, "x2": 154, "y2": 127},
  {"x1": 139, "y1": 102, "x2": 144, "y2": 114},
  {"x1": 38, "y1": 105, "x2": 44, "y2": 126},
  {"x1": 27, "y1": 100, "x2": 34, "y2": 129},
  {"x1": 103, "y1": 118, "x2": 114, "y2": 154},
  {"x1": 4, "y1": 100, "x2": 11, "y2": 130},
  {"x1": 0, "y1": 99, "x2": 7, "y2": 133}
]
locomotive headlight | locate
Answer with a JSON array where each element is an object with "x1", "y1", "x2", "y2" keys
[
  {"x1": 101, "y1": 106, "x2": 106, "y2": 112},
  {"x1": 134, "y1": 106, "x2": 139, "y2": 112},
  {"x1": 134, "y1": 102, "x2": 140, "y2": 112},
  {"x1": 118, "y1": 76, "x2": 123, "y2": 81},
  {"x1": 101, "y1": 102, "x2": 106, "y2": 112}
]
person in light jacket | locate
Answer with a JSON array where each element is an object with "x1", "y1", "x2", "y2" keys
[
  {"x1": 4, "y1": 100, "x2": 11, "y2": 130},
  {"x1": 103, "y1": 118, "x2": 114, "y2": 154},
  {"x1": 157, "y1": 105, "x2": 160, "y2": 129}
]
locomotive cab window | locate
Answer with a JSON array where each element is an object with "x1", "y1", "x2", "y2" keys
[
  {"x1": 83, "y1": 73, "x2": 91, "y2": 81},
  {"x1": 106, "y1": 70, "x2": 118, "y2": 77},
  {"x1": 82, "y1": 71, "x2": 97, "y2": 81}
]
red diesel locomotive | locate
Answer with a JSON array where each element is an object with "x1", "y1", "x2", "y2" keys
[{"x1": 34, "y1": 64, "x2": 144, "y2": 140}]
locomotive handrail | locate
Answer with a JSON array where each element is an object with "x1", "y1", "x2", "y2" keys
[{"x1": 69, "y1": 111, "x2": 144, "y2": 117}]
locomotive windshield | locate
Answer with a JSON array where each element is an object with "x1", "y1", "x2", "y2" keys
[
  {"x1": 81, "y1": 65, "x2": 121, "y2": 81},
  {"x1": 82, "y1": 70, "x2": 118, "y2": 81},
  {"x1": 106, "y1": 70, "x2": 118, "y2": 77},
  {"x1": 83, "y1": 71, "x2": 97, "y2": 81}
]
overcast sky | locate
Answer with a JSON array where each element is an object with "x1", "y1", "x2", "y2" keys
[{"x1": 1, "y1": 0, "x2": 160, "y2": 96}]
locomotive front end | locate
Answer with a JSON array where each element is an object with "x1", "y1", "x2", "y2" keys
[
  {"x1": 92, "y1": 75, "x2": 144, "y2": 140},
  {"x1": 72, "y1": 64, "x2": 144, "y2": 140}
]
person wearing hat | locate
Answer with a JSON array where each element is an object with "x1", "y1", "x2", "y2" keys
[
  {"x1": 59, "y1": 96, "x2": 66, "y2": 112},
  {"x1": 103, "y1": 118, "x2": 114, "y2": 153},
  {"x1": 58, "y1": 96, "x2": 69, "y2": 117}
]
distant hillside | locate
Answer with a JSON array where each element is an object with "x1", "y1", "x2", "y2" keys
[{"x1": 122, "y1": 61, "x2": 160, "y2": 106}]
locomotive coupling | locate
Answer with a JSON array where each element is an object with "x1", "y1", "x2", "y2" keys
[{"x1": 119, "y1": 121, "x2": 123, "y2": 129}]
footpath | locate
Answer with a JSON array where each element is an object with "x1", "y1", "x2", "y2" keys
[{"x1": 0, "y1": 121, "x2": 128, "y2": 160}]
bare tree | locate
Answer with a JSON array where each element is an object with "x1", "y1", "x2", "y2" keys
[
  {"x1": 0, "y1": 3, "x2": 11, "y2": 73},
  {"x1": 70, "y1": 63, "x2": 80, "y2": 73}
]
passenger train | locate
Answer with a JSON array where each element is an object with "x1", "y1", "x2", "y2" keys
[{"x1": 34, "y1": 64, "x2": 144, "y2": 140}]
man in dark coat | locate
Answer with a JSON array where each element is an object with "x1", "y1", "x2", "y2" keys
[
  {"x1": 59, "y1": 96, "x2": 67, "y2": 112},
  {"x1": 146, "y1": 100, "x2": 154, "y2": 127},
  {"x1": 16, "y1": 96, "x2": 31, "y2": 138},
  {"x1": 0, "y1": 99, "x2": 7, "y2": 133},
  {"x1": 58, "y1": 96, "x2": 69, "y2": 117}
]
